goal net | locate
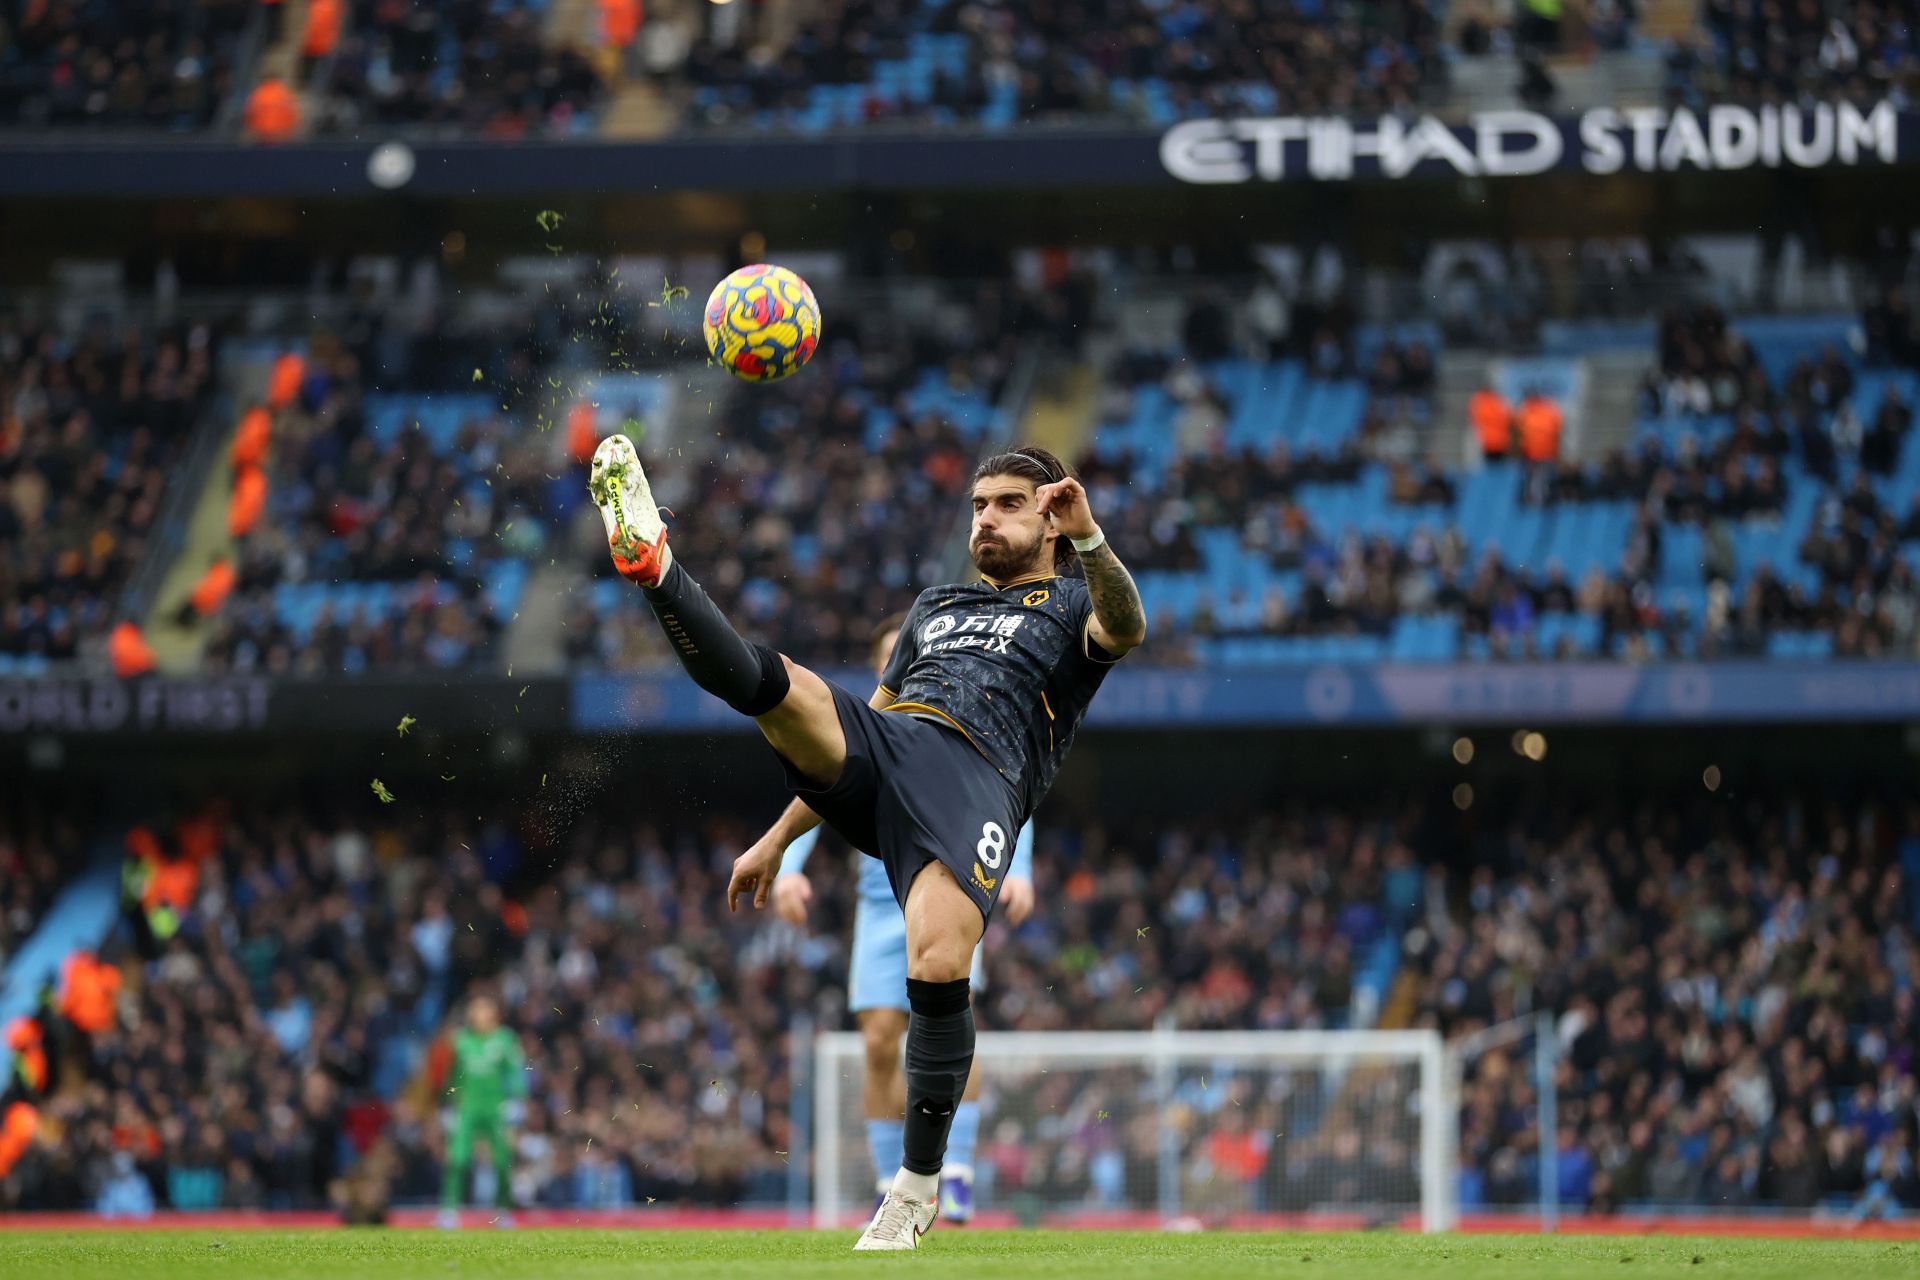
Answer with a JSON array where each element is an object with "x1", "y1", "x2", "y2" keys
[{"x1": 810, "y1": 1029, "x2": 1454, "y2": 1232}]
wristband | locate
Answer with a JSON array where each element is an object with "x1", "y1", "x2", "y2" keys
[{"x1": 1070, "y1": 527, "x2": 1106, "y2": 553}]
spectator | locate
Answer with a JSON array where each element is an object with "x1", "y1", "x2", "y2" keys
[
  {"x1": 108, "y1": 622, "x2": 157, "y2": 679},
  {"x1": 1471, "y1": 382, "x2": 1513, "y2": 460},
  {"x1": 244, "y1": 77, "x2": 301, "y2": 143},
  {"x1": 303, "y1": 0, "x2": 344, "y2": 78},
  {"x1": 1517, "y1": 389, "x2": 1563, "y2": 464}
]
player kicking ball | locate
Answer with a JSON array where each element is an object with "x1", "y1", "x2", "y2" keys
[
  {"x1": 751, "y1": 614, "x2": 1037, "y2": 1225},
  {"x1": 589, "y1": 436, "x2": 1143, "y2": 1250}
]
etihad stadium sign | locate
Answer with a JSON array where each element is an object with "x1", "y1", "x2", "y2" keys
[{"x1": 1160, "y1": 101, "x2": 1903, "y2": 184}]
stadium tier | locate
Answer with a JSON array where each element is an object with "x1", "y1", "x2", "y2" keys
[
  {"x1": 1095, "y1": 296, "x2": 1920, "y2": 665},
  {"x1": 11, "y1": 251, "x2": 1920, "y2": 684},
  {"x1": 684, "y1": 0, "x2": 1449, "y2": 132},
  {"x1": 314, "y1": 0, "x2": 604, "y2": 139},
  {"x1": 16, "y1": 0, "x2": 1909, "y2": 145},
  {"x1": 2, "y1": 780, "x2": 1915, "y2": 1218},
  {"x1": 0, "y1": 321, "x2": 220, "y2": 677},
  {"x1": 0, "y1": 0, "x2": 249, "y2": 131}
]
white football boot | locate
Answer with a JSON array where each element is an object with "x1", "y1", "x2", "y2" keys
[{"x1": 853, "y1": 1190, "x2": 938, "y2": 1251}]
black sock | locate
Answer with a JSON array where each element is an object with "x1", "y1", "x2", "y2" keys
[
  {"x1": 901, "y1": 976, "x2": 974, "y2": 1176},
  {"x1": 643, "y1": 561, "x2": 789, "y2": 715}
]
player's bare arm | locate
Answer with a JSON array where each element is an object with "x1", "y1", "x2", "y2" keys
[
  {"x1": 730, "y1": 796, "x2": 823, "y2": 913},
  {"x1": 1036, "y1": 476, "x2": 1146, "y2": 655}
]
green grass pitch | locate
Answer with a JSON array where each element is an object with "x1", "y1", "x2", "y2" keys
[{"x1": 2, "y1": 1230, "x2": 1910, "y2": 1280}]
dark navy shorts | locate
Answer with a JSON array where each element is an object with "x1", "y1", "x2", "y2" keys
[{"x1": 777, "y1": 682, "x2": 1023, "y2": 921}]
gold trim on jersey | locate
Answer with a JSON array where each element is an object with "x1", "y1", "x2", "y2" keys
[
  {"x1": 875, "y1": 683, "x2": 898, "y2": 701},
  {"x1": 979, "y1": 569, "x2": 1055, "y2": 591}
]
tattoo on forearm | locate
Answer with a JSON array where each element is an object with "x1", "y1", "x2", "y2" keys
[{"x1": 1081, "y1": 542, "x2": 1145, "y2": 644}]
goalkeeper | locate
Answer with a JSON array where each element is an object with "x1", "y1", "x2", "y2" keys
[{"x1": 437, "y1": 995, "x2": 526, "y2": 1229}]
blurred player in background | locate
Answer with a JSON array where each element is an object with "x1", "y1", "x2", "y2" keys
[
  {"x1": 436, "y1": 994, "x2": 526, "y2": 1229},
  {"x1": 756, "y1": 614, "x2": 1036, "y2": 1223}
]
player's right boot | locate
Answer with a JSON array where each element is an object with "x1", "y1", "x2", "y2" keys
[
  {"x1": 588, "y1": 434, "x2": 670, "y2": 587},
  {"x1": 852, "y1": 1190, "x2": 937, "y2": 1251}
]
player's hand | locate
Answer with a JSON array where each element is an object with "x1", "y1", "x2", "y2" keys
[
  {"x1": 1000, "y1": 876, "x2": 1035, "y2": 926},
  {"x1": 1035, "y1": 476, "x2": 1097, "y2": 541},
  {"x1": 727, "y1": 838, "x2": 783, "y2": 914},
  {"x1": 772, "y1": 873, "x2": 814, "y2": 926}
]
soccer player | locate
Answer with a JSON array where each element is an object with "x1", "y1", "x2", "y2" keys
[
  {"x1": 437, "y1": 995, "x2": 526, "y2": 1229},
  {"x1": 589, "y1": 435, "x2": 1144, "y2": 1250},
  {"x1": 759, "y1": 613, "x2": 1037, "y2": 1224}
]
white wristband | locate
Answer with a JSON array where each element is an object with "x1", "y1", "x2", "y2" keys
[{"x1": 1070, "y1": 527, "x2": 1106, "y2": 553}]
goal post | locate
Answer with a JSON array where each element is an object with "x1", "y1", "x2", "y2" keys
[{"x1": 811, "y1": 1029, "x2": 1456, "y2": 1232}]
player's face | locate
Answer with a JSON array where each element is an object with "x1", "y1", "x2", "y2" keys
[
  {"x1": 870, "y1": 627, "x2": 901, "y2": 679},
  {"x1": 969, "y1": 476, "x2": 1052, "y2": 580},
  {"x1": 468, "y1": 998, "x2": 499, "y2": 1033}
]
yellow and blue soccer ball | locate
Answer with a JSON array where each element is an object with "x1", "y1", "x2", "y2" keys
[{"x1": 702, "y1": 264, "x2": 820, "y2": 382}]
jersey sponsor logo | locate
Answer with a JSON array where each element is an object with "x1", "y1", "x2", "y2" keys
[
  {"x1": 928, "y1": 634, "x2": 1016, "y2": 655},
  {"x1": 924, "y1": 612, "x2": 1024, "y2": 656},
  {"x1": 970, "y1": 862, "x2": 997, "y2": 893},
  {"x1": 1023, "y1": 589, "x2": 1050, "y2": 607}
]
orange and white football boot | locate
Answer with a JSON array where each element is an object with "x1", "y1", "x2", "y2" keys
[{"x1": 588, "y1": 433, "x2": 671, "y2": 587}]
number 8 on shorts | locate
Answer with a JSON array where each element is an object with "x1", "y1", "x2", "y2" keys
[{"x1": 976, "y1": 822, "x2": 1006, "y2": 868}]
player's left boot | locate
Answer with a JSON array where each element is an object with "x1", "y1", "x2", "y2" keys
[
  {"x1": 588, "y1": 433, "x2": 670, "y2": 587},
  {"x1": 852, "y1": 1190, "x2": 937, "y2": 1251},
  {"x1": 939, "y1": 1164, "x2": 975, "y2": 1224},
  {"x1": 435, "y1": 1208, "x2": 460, "y2": 1230},
  {"x1": 494, "y1": 1211, "x2": 516, "y2": 1229}
]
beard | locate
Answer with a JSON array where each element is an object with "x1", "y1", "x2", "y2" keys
[{"x1": 970, "y1": 526, "x2": 1048, "y2": 580}]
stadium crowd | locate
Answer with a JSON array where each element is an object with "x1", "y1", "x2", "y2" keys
[
  {"x1": 2, "y1": 781, "x2": 1914, "y2": 1218},
  {"x1": 0, "y1": 0, "x2": 248, "y2": 131},
  {"x1": 197, "y1": 326, "x2": 530, "y2": 676},
  {"x1": 1677, "y1": 0, "x2": 1920, "y2": 109},
  {"x1": 0, "y1": 793, "x2": 1410, "y2": 1214},
  {"x1": 1070, "y1": 283, "x2": 1920, "y2": 664},
  {"x1": 1421, "y1": 792, "x2": 1920, "y2": 1214},
  {"x1": 12, "y1": 0, "x2": 1918, "y2": 144},
  {"x1": 683, "y1": 0, "x2": 1450, "y2": 130},
  {"x1": 312, "y1": 0, "x2": 605, "y2": 139},
  {"x1": 0, "y1": 318, "x2": 218, "y2": 674},
  {"x1": 0, "y1": 803, "x2": 75, "y2": 980}
]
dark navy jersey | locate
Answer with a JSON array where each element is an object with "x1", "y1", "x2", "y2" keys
[{"x1": 876, "y1": 571, "x2": 1122, "y2": 818}]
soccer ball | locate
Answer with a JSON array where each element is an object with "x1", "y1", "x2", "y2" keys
[{"x1": 702, "y1": 264, "x2": 821, "y2": 382}]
